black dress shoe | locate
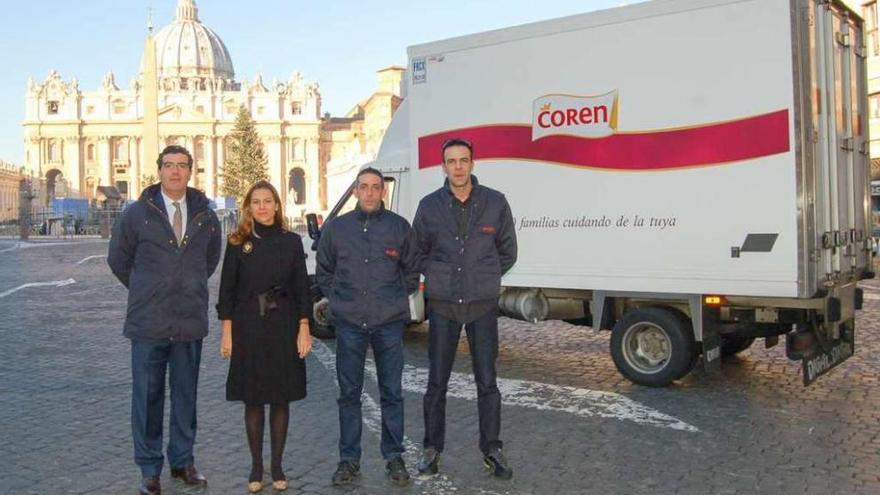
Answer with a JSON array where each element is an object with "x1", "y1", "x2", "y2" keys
[
  {"x1": 139, "y1": 476, "x2": 161, "y2": 495},
  {"x1": 170, "y1": 465, "x2": 208, "y2": 485}
]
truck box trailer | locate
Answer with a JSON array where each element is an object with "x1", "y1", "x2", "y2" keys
[{"x1": 306, "y1": 0, "x2": 872, "y2": 386}]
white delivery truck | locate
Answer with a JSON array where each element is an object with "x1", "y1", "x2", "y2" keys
[{"x1": 305, "y1": 0, "x2": 872, "y2": 387}]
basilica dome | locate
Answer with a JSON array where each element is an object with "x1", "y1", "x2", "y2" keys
[{"x1": 141, "y1": 0, "x2": 235, "y2": 89}]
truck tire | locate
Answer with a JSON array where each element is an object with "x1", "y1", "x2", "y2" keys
[
  {"x1": 309, "y1": 286, "x2": 335, "y2": 340},
  {"x1": 610, "y1": 307, "x2": 697, "y2": 387},
  {"x1": 721, "y1": 336, "x2": 754, "y2": 357}
]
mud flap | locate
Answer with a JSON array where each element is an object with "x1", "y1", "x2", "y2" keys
[
  {"x1": 701, "y1": 305, "x2": 722, "y2": 373},
  {"x1": 802, "y1": 319, "x2": 855, "y2": 385}
]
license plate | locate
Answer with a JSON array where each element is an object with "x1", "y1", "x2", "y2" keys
[{"x1": 802, "y1": 333, "x2": 854, "y2": 386}]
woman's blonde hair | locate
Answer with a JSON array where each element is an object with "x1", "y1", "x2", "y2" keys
[{"x1": 228, "y1": 180, "x2": 288, "y2": 246}]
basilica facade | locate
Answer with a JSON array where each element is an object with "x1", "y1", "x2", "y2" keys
[{"x1": 22, "y1": 0, "x2": 402, "y2": 217}]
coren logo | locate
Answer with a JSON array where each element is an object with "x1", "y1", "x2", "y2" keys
[{"x1": 532, "y1": 91, "x2": 618, "y2": 141}]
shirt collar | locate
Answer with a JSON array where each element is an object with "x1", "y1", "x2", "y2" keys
[
  {"x1": 159, "y1": 189, "x2": 186, "y2": 206},
  {"x1": 160, "y1": 189, "x2": 186, "y2": 210}
]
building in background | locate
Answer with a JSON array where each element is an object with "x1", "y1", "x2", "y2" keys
[
  {"x1": 848, "y1": 1, "x2": 880, "y2": 220},
  {"x1": 0, "y1": 161, "x2": 24, "y2": 223},
  {"x1": 858, "y1": 1, "x2": 880, "y2": 172},
  {"x1": 22, "y1": 0, "x2": 401, "y2": 219},
  {"x1": 322, "y1": 66, "x2": 404, "y2": 209}
]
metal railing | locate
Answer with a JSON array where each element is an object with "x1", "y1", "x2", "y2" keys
[
  {"x1": 3, "y1": 207, "x2": 125, "y2": 238},
  {"x1": 3, "y1": 206, "x2": 312, "y2": 240}
]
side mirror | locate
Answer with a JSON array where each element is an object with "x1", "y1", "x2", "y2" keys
[{"x1": 306, "y1": 213, "x2": 320, "y2": 241}]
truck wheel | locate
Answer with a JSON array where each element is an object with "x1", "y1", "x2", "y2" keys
[
  {"x1": 309, "y1": 286, "x2": 335, "y2": 340},
  {"x1": 721, "y1": 336, "x2": 754, "y2": 357},
  {"x1": 610, "y1": 307, "x2": 697, "y2": 387}
]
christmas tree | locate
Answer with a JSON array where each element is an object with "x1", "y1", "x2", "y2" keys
[{"x1": 221, "y1": 105, "x2": 268, "y2": 203}]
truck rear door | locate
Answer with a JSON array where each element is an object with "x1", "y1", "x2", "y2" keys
[{"x1": 811, "y1": 0, "x2": 870, "y2": 285}]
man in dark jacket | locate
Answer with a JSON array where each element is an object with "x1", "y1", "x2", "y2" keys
[
  {"x1": 414, "y1": 138, "x2": 517, "y2": 480},
  {"x1": 316, "y1": 167, "x2": 418, "y2": 487},
  {"x1": 107, "y1": 145, "x2": 221, "y2": 495}
]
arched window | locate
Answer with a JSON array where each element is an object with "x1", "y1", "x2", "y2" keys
[
  {"x1": 46, "y1": 169, "x2": 63, "y2": 203},
  {"x1": 289, "y1": 168, "x2": 306, "y2": 205},
  {"x1": 87, "y1": 144, "x2": 95, "y2": 161},
  {"x1": 114, "y1": 139, "x2": 125, "y2": 160}
]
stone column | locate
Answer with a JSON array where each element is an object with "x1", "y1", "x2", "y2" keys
[
  {"x1": 129, "y1": 137, "x2": 140, "y2": 198},
  {"x1": 28, "y1": 137, "x2": 42, "y2": 178},
  {"x1": 205, "y1": 136, "x2": 216, "y2": 198},
  {"x1": 217, "y1": 136, "x2": 226, "y2": 196},
  {"x1": 63, "y1": 136, "x2": 82, "y2": 197},
  {"x1": 306, "y1": 137, "x2": 320, "y2": 212},
  {"x1": 40, "y1": 138, "x2": 47, "y2": 177},
  {"x1": 318, "y1": 143, "x2": 328, "y2": 210},
  {"x1": 280, "y1": 137, "x2": 290, "y2": 206},
  {"x1": 98, "y1": 136, "x2": 111, "y2": 187},
  {"x1": 188, "y1": 136, "x2": 199, "y2": 190}
]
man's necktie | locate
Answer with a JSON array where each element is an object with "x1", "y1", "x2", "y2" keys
[{"x1": 172, "y1": 201, "x2": 183, "y2": 245}]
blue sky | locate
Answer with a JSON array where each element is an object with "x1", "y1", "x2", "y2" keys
[{"x1": 0, "y1": 0, "x2": 637, "y2": 162}]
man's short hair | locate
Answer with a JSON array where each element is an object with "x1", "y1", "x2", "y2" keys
[
  {"x1": 156, "y1": 145, "x2": 194, "y2": 171},
  {"x1": 441, "y1": 138, "x2": 473, "y2": 160},
  {"x1": 356, "y1": 167, "x2": 384, "y2": 184}
]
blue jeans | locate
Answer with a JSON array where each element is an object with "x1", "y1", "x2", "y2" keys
[
  {"x1": 335, "y1": 320, "x2": 405, "y2": 463},
  {"x1": 131, "y1": 339, "x2": 202, "y2": 477},
  {"x1": 423, "y1": 309, "x2": 502, "y2": 455}
]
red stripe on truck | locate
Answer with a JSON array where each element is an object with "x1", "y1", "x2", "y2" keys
[{"x1": 418, "y1": 109, "x2": 790, "y2": 171}]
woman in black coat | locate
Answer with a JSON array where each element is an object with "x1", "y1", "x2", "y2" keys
[{"x1": 216, "y1": 180, "x2": 312, "y2": 492}]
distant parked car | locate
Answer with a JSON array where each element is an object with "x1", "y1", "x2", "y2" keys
[{"x1": 872, "y1": 226, "x2": 880, "y2": 256}]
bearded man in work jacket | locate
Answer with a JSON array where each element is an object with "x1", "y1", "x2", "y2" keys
[
  {"x1": 413, "y1": 137, "x2": 518, "y2": 480},
  {"x1": 107, "y1": 145, "x2": 221, "y2": 495}
]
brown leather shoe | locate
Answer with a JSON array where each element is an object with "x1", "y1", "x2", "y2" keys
[
  {"x1": 139, "y1": 476, "x2": 161, "y2": 495},
  {"x1": 170, "y1": 465, "x2": 207, "y2": 485}
]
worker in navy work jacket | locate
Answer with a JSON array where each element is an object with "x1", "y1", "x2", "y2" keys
[
  {"x1": 413, "y1": 138, "x2": 518, "y2": 480},
  {"x1": 107, "y1": 145, "x2": 221, "y2": 495},
  {"x1": 316, "y1": 167, "x2": 420, "y2": 487}
]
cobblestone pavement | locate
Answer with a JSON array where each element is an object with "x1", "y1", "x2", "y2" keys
[{"x1": 1, "y1": 238, "x2": 879, "y2": 494}]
